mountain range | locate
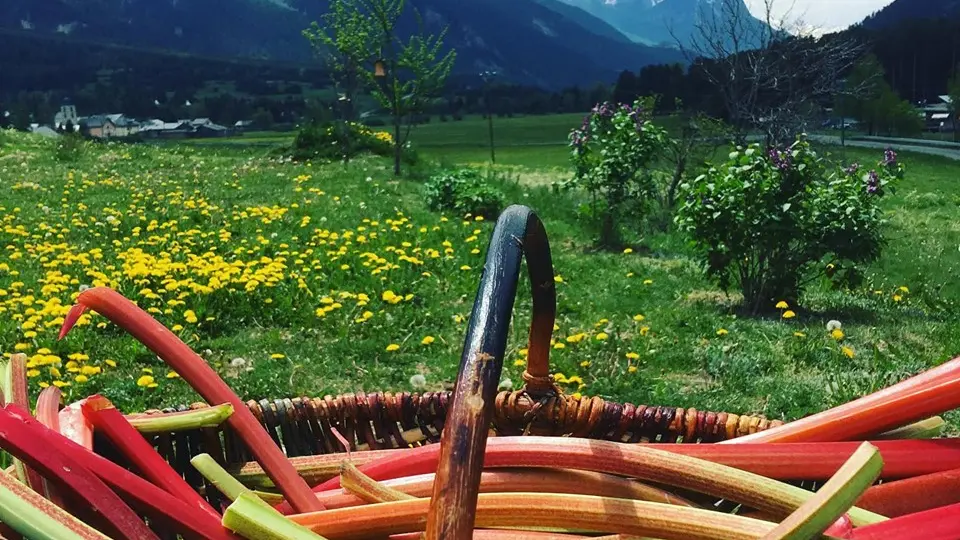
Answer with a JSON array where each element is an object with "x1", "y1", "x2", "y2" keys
[
  {"x1": 861, "y1": 0, "x2": 960, "y2": 28},
  {"x1": 0, "y1": 0, "x2": 683, "y2": 89}
]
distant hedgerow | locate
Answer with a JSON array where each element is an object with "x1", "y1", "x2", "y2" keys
[{"x1": 424, "y1": 168, "x2": 505, "y2": 219}]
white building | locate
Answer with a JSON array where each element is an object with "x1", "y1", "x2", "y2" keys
[{"x1": 53, "y1": 99, "x2": 79, "y2": 130}]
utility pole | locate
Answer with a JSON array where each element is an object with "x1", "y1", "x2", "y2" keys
[{"x1": 481, "y1": 71, "x2": 497, "y2": 164}]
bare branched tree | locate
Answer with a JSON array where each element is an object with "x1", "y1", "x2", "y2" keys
[{"x1": 674, "y1": 0, "x2": 868, "y2": 145}]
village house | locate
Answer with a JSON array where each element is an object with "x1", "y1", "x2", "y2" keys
[{"x1": 50, "y1": 99, "x2": 239, "y2": 139}]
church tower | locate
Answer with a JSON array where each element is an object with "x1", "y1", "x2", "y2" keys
[{"x1": 54, "y1": 98, "x2": 78, "y2": 129}]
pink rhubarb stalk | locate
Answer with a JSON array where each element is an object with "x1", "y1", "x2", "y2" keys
[
  {"x1": 289, "y1": 493, "x2": 777, "y2": 540},
  {"x1": 59, "y1": 399, "x2": 94, "y2": 450},
  {"x1": 59, "y1": 287, "x2": 322, "y2": 513},
  {"x1": 2, "y1": 354, "x2": 45, "y2": 492},
  {"x1": 315, "y1": 469, "x2": 697, "y2": 510},
  {"x1": 0, "y1": 404, "x2": 159, "y2": 540},
  {"x1": 291, "y1": 437, "x2": 886, "y2": 525},
  {"x1": 35, "y1": 387, "x2": 66, "y2": 508},
  {"x1": 81, "y1": 394, "x2": 221, "y2": 520},
  {"x1": 727, "y1": 355, "x2": 960, "y2": 443}
]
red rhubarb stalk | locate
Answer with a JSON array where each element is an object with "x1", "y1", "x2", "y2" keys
[
  {"x1": 0, "y1": 404, "x2": 159, "y2": 540},
  {"x1": 81, "y1": 394, "x2": 221, "y2": 520},
  {"x1": 59, "y1": 287, "x2": 322, "y2": 513},
  {"x1": 728, "y1": 355, "x2": 960, "y2": 443},
  {"x1": 16, "y1": 402, "x2": 233, "y2": 540},
  {"x1": 1, "y1": 354, "x2": 45, "y2": 492},
  {"x1": 293, "y1": 437, "x2": 885, "y2": 525},
  {"x1": 315, "y1": 469, "x2": 697, "y2": 510},
  {"x1": 849, "y1": 502, "x2": 960, "y2": 539},
  {"x1": 855, "y1": 467, "x2": 960, "y2": 517},
  {"x1": 35, "y1": 387, "x2": 66, "y2": 508}
]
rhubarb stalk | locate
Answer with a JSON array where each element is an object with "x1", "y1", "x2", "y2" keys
[
  {"x1": 727, "y1": 355, "x2": 960, "y2": 443},
  {"x1": 222, "y1": 493, "x2": 328, "y2": 540},
  {"x1": 1, "y1": 354, "x2": 44, "y2": 491},
  {"x1": 35, "y1": 387, "x2": 66, "y2": 508},
  {"x1": 0, "y1": 466, "x2": 108, "y2": 540},
  {"x1": 761, "y1": 442, "x2": 883, "y2": 539},
  {"x1": 301, "y1": 437, "x2": 887, "y2": 525},
  {"x1": 0, "y1": 404, "x2": 159, "y2": 540},
  {"x1": 125, "y1": 403, "x2": 234, "y2": 433},
  {"x1": 59, "y1": 287, "x2": 323, "y2": 513},
  {"x1": 289, "y1": 493, "x2": 777, "y2": 540},
  {"x1": 82, "y1": 394, "x2": 221, "y2": 520},
  {"x1": 313, "y1": 469, "x2": 697, "y2": 510},
  {"x1": 855, "y1": 467, "x2": 960, "y2": 517},
  {"x1": 875, "y1": 417, "x2": 945, "y2": 439},
  {"x1": 191, "y1": 453, "x2": 272, "y2": 508},
  {"x1": 59, "y1": 399, "x2": 93, "y2": 450},
  {"x1": 849, "y1": 502, "x2": 960, "y2": 539},
  {"x1": 340, "y1": 461, "x2": 415, "y2": 504}
]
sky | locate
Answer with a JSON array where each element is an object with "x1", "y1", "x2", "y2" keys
[{"x1": 743, "y1": 0, "x2": 896, "y2": 32}]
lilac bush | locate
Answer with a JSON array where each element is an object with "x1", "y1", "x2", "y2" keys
[
  {"x1": 675, "y1": 136, "x2": 904, "y2": 313},
  {"x1": 560, "y1": 98, "x2": 669, "y2": 248}
]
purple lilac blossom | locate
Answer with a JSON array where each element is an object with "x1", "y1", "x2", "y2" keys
[
  {"x1": 845, "y1": 162, "x2": 860, "y2": 175},
  {"x1": 866, "y1": 170, "x2": 880, "y2": 194},
  {"x1": 883, "y1": 148, "x2": 897, "y2": 167},
  {"x1": 768, "y1": 148, "x2": 791, "y2": 171}
]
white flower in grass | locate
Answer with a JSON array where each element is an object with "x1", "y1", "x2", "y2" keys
[
  {"x1": 409, "y1": 374, "x2": 427, "y2": 390},
  {"x1": 826, "y1": 320, "x2": 842, "y2": 332}
]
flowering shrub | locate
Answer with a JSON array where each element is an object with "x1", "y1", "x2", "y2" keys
[
  {"x1": 424, "y1": 168, "x2": 505, "y2": 219},
  {"x1": 561, "y1": 99, "x2": 669, "y2": 248},
  {"x1": 675, "y1": 136, "x2": 904, "y2": 313},
  {"x1": 291, "y1": 120, "x2": 395, "y2": 162}
]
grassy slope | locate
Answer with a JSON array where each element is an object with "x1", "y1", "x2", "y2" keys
[{"x1": 1, "y1": 124, "x2": 958, "y2": 432}]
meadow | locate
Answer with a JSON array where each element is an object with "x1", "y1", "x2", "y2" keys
[{"x1": 1, "y1": 118, "x2": 959, "y2": 433}]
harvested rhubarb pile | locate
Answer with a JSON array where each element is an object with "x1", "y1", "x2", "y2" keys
[{"x1": 1, "y1": 285, "x2": 960, "y2": 539}]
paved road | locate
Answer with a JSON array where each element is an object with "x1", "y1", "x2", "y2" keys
[{"x1": 810, "y1": 135, "x2": 960, "y2": 161}]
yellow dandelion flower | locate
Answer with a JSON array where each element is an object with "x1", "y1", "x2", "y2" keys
[
  {"x1": 183, "y1": 310, "x2": 198, "y2": 324},
  {"x1": 794, "y1": 332, "x2": 806, "y2": 338},
  {"x1": 421, "y1": 336, "x2": 435, "y2": 345},
  {"x1": 81, "y1": 365, "x2": 101, "y2": 376},
  {"x1": 105, "y1": 359, "x2": 117, "y2": 368},
  {"x1": 893, "y1": 294, "x2": 902, "y2": 302},
  {"x1": 580, "y1": 360, "x2": 591, "y2": 367},
  {"x1": 513, "y1": 359, "x2": 525, "y2": 367},
  {"x1": 385, "y1": 343, "x2": 400, "y2": 352},
  {"x1": 622, "y1": 248, "x2": 633, "y2": 254},
  {"x1": 625, "y1": 352, "x2": 640, "y2": 360},
  {"x1": 831, "y1": 329, "x2": 845, "y2": 341},
  {"x1": 460, "y1": 265, "x2": 471, "y2": 271},
  {"x1": 75, "y1": 375, "x2": 88, "y2": 383},
  {"x1": 270, "y1": 353, "x2": 285, "y2": 359},
  {"x1": 595, "y1": 332, "x2": 609, "y2": 341},
  {"x1": 841, "y1": 346, "x2": 855, "y2": 359},
  {"x1": 716, "y1": 328, "x2": 729, "y2": 336},
  {"x1": 639, "y1": 326, "x2": 650, "y2": 336},
  {"x1": 553, "y1": 342, "x2": 566, "y2": 349},
  {"x1": 554, "y1": 275, "x2": 564, "y2": 284},
  {"x1": 633, "y1": 314, "x2": 645, "y2": 322},
  {"x1": 782, "y1": 310, "x2": 796, "y2": 319},
  {"x1": 26, "y1": 369, "x2": 40, "y2": 378},
  {"x1": 628, "y1": 366, "x2": 638, "y2": 373},
  {"x1": 53, "y1": 380, "x2": 70, "y2": 388},
  {"x1": 775, "y1": 301, "x2": 789, "y2": 309},
  {"x1": 643, "y1": 279, "x2": 653, "y2": 285},
  {"x1": 898, "y1": 286, "x2": 909, "y2": 293},
  {"x1": 572, "y1": 392, "x2": 582, "y2": 400},
  {"x1": 136, "y1": 375, "x2": 155, "y2": 387},
  {"x1": 167, "y1": 371, "x2": 179, "y2": 379}
]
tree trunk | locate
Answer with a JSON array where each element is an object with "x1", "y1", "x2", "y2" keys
[{"x1": 393, "y1": 114, "x2": 402, "y2": 176}]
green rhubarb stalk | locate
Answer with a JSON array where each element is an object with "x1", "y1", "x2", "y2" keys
[
  {"x1": 874, "y1": 417, "x2": 945, "y2": 439},
  {"x1": 339, "y1": 461, "x2": 415, "y2": 504},
  {"x1": 192, "y1": 453, "x2": 272, "y2": 508},
  {"x1": 127, "y1": 403, "x2": 234, "y2": 433},
  {"x1": 761, "y1": 442, "x2": 883, "y2": 540},
  {"x1": 223, "y1": 493, "x2": 329, "y2": 540},
  {"x1": 0, "y1": 463, "x2": 108, "y2": 540}
]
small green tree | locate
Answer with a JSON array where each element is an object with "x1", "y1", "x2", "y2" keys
[
  {"x1": 948, "y1": 65, "x2": 960, "y2": 142},
  {"x1": 675, "y1": 136, "x2": 903, "y2": 313},
  {"x1": 305, "y1": 0, "x2": 456, "y2": 176},
  {"x1": 560, "y1": 99, "x2": 669, "y2": 248}
]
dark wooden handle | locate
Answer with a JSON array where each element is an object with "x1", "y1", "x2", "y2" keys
[{"x1": 424, "y1": 205, "x2": 556, "y2": 539}]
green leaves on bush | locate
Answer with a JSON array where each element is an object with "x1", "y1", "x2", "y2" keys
[
  {"x1": 424, "y1": 168, "x2": 505, "y2": 219},
  {"x1": 560, "y1": 99, "x2": 669, "y2": 248},
  {"x1": 675, "y1": 136, "x2": 904, "y2": 313}
]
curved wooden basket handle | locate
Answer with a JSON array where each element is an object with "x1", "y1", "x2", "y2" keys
[{"x1": 425, "y1": 205, "x2": 556, "y2": 539}]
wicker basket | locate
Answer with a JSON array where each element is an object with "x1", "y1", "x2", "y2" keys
[{"x1": 104, "y1": 205, "x2": 785, "y2": 513}]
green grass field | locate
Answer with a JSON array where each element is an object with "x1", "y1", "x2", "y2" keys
[{"x1": 1, "y1": 120, "x2": 959, "y2": 433}]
